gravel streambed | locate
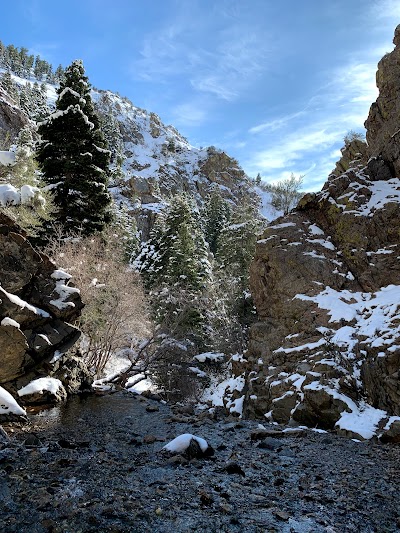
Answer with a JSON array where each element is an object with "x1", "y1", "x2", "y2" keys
[{"x1": 0, "y1": 392, "x2": 399, "y2": 532}]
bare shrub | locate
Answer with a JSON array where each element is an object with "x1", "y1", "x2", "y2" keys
[
  {"x1": 45, "y1": 227, "x2": 151, "y2": 377},
  {"x1": 263, "y1": 173, "x2": 304, "y2": 215}
]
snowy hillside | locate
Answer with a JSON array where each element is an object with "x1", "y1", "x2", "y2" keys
[
  {"x1": 1, "y1": 68, "x2": 282, "y2": 239},
  {"x1": 92, "y1": 89, "x2": 268, "y2": 230}
]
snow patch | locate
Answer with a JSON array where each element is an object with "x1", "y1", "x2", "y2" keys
[
  {"x1": 18, "y1": 377, "x2": 63, "y2": 397},
  {"x1": 0, "y1": 386, "x2": 26, "y2": 416},
  {"x1": 335, "y1": 404, "x2": 387, "y2": 440},
  {"x1": 1, "y1": 317, "x2": 20, "y2": 328}
]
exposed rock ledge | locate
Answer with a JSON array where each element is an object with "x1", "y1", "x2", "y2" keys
[
  {"x1": 0, "y1": 212, "x2": 91, "y2": 408},
  {"x1": 244, "y1": 25, "x2": 400, "y2": 441}
]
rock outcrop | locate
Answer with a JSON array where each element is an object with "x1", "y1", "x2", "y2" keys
[
  {"x1": 0, "y1": 87, "x2": 28, "y2": 145},
  {"x1": 0, "y1": 212, "x2": 90, "y2": 405},
  {"x1": 245, "y1": 25, "x2": 400, "y2": 440},
  {"x1": 365, "y1": 24, "x2": 400, "y2": 177}
]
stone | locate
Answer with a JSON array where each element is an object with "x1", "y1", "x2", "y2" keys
[
  {"x1": 224, "y1": 462, "x2": 246, "y2": 476},
  {"x1": 143, "y1": 435, "x2": 157, "y2": 444},
  {"x1": 0, "y1": 426, "x2": 9, "y2": 447},
  {"x1": 145, "y1": 405, "x2": 159, "y2": 412},
  {"x1": 18, "y1": 382, "x2": 67, "y2": 405},
  {"x1": 0, "y1": 88, "x2": 28, "y2": 145},
  {"x1": 250, "y1": 429, "x2": 283, "y2": 440},
  {"x1": 380, "y1": 420, "x2": 400, "y2": 444},
  {"x1": 0, "y1": 324, "x2": 31, "y2": 383},
  {"x1": 24, "y1": 433, "x2": 42, "y2": 447}
]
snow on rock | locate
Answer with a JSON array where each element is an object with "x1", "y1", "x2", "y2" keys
[
  {"x1": 254, "y1": 186, "x2": 283, "y2": 221},
  {"x1": 335, "y1": 404, "x2": 387, "y2": 440},
  {"x1": 49, "y1": 269, "x2": 80, "y2": 310},
  {"x1": 308, "y1": 224, "x2": 324, "y2": 236},
  {"x1": 1, "y1": 317, "x2": 20, "y2": 328},
  {"x1": 295, "y1": 284, "x2": 400, "y2": 351},
  {"x1": 360, "y1": 178, "x2": 400, "y2": 216},
  {"x1": 0, "y1": 385, "x2": 26, "y2": 416},
  {"x1": 0, "y1": 183, "x2": 20, "y2": 206},
  {"x1": 193, "y1": 352, "x2": 225, "y2": 363},
  {"x1": 200, "y1": 373, "x2": 246, "y2": 417},
  {"x1": 0, "y1": 286, "x2": 50, "y2": 317},
  {"x1": 163, "y1": 433, "x2": 209, "y2": 454},
  {"x1": 18, "y1": 377, "x2": 63, "y2": 398}
]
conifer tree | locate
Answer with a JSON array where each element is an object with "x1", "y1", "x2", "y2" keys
[
  {"x1": 137, "y1": 194, "x2": 210, "y2": 291},
  {"x1": 135, "y1": 194, "x2": 212, "y2": 346},
  {"x1": 36, "y1": 59, "x2": 112, "y2": 235},
  {"x1": 216, "y1": 202, "x2": 265, "y2": 323},
  {"x1": 54, "y1": 64, "x2": 65, "y2": 83},
  {"x1": 203, "y1": 187, "x2": 230, "y2": 255}
]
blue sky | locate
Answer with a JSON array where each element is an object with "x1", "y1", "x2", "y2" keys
[{"x1": 1, "y1": 0, "x2": 400, "y2": 191}]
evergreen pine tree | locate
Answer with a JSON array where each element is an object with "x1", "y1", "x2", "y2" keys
[
  {"x1": 216, "y1": 202, "x2": 265, "y2": 323},
  {"x1": 203, "y1": 187, "x2": 231, "y2": 255},
  {"x1": 54, "y1": 64, "x2": 65, "y2": 83},
  {"x1": 36, "y1": 59, "x2": 112, "y2": 235},
  {"x1": 137, "y1": 194, "x2": 210, "y2": 291},
  {"x1": 0, "y1": 40, "x2": 5, "y2": 67},
  {"x1": 135, "y1": 194, "x2": 212, "y2": 346},
  {"x1": 0, "y1": 71, "x2": 18, "y2": 102}
]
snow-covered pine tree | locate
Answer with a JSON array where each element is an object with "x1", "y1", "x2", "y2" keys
[
  {"x1": 216, "y1": 202, "x2": 265, "y2": 324},
  {"x1": 95, "y1": 92, "x2": 125, "y2": 164},
  {"x1": 36, "y1": 59, "x2": 112, "y2": 235},
  {"x1": 54, "y1": 64, "x2": 65, "y2": 84},
  {"x1": 136, "y1": 194, "x2": 213, "y2": 397},
  {"x1": 0, "y1": 71, "x2": 18, "y2": 102},
  {"x1": 136, "y1": 193, "x2": 212, "y2": 344},
  {"x1": 138, "y1": 193, "x2": 210, "y2": 291},
  {"x1": 203, "y1": 187, "x2": 231, "y2": 255},
  {"x1": 134, "y1": 214, "x2": 166, "y2": 289}
]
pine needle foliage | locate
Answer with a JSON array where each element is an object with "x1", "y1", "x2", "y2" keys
[{"x1": 36, "y1": 60, "x2": 112, "y2": 235}]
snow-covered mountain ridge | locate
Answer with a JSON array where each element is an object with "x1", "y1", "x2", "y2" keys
[
  {"x1": 91, "y1": 88, "x2": 277, "y2": 237},
  {"x1": 0, "y1": 66, "x2": 280, "y2": 238}
]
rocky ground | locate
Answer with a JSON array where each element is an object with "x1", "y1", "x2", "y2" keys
[{"x1": 0, "y1": 392, "x2": 399, "y2": 533}]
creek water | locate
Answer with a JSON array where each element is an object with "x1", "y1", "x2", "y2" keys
[{"x1": 23, "y1": 392, "x2": 171, "y2": 447}]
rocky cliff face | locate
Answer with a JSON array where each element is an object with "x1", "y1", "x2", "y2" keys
[
  {"x1": 0, "y1": 87, "x2": 28, "y2": 146},
  {"x1": 245, "y1": 25, "x2": 400, "y2": 440},
  {"x1": 0, "y1": 212, "x2": 90, "y2": 405}
]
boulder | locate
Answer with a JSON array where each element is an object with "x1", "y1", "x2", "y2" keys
[
  {"x1": 0, "y1": 212, "x2": 90, "y2": 403},
  {"x1": 380, "y1": 420, "x2": 400, "y2": 443},
  {"x1": 0, "y1": 88, "x2": 28, "y2": 145}
]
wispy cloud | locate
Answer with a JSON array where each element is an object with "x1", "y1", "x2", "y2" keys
[
  {"x1": 189, "y1": 32, "x2": 270, "y2": 101},
  {"x1": 133, "y1": 5, "x2": 272, "y2": 102},
  {"x1": 244, "y1": 42, "x2": 382, "y2": 190},
  {"x1": 373, "y1": 0, "x2": 400, "y2": 21},
  {"x1": 170, "y1": 101, "x2": 207, "y2": 127},
  {"x1": 249, "y1": 110, "x2": 307, "y2": 134}
]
